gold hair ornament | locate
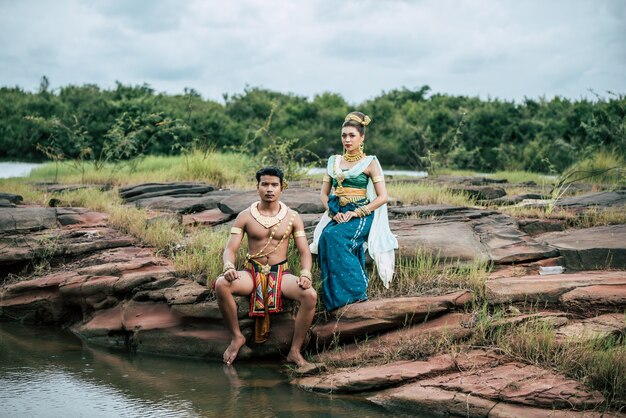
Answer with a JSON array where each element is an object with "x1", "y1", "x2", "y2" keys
[{"x1": 345, "y1": 114, "x2": 371, "y2": 126}]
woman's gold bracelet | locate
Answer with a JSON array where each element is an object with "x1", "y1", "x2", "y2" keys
[{"x1": 354, "y1": 206, "x2": 372, "y2": 218}]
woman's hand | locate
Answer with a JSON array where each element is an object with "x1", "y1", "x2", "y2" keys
[{"x1": 333, "y1": 211, "x2": 356, "y2": 223}]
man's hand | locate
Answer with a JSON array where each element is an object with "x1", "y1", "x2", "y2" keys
[
  {"x1": 297, "y1": 275, "x2": 312, "y2": 289},
  {"x1": 223, "y1": 267, "x2": 239, "y2": 282}
]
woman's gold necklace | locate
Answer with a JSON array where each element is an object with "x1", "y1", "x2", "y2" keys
[{"x1": 343, "y1": 150, "x2": 366, "y2": 162}]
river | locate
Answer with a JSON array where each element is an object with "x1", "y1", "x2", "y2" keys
[
  {"x1": 0, "y1": 162, "x2": 43, "y2": 179},
  {"x1": 0, "y1": 322, "x2": 396, "y2": 417}
]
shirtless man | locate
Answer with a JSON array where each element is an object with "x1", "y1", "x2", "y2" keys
[{"x1": 214, "y1": 166, "x2": 317, "y2": 367}]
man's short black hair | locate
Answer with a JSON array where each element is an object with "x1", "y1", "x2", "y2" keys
[{"x1": 255, "y1": 166, "x2": 284, "y2": 186}]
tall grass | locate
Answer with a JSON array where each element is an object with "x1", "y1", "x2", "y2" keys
[
  {"x1": 499, "y1": 205, "x2": 626, "y2": 228},
  {"x1": 368, "y1": 248, "x2": 490, "y2": 301},
  {"x1": 562, "y1": 151, "x2": 626, "y2": 189},
  {"x1": 27, "y1": 152, "x2": 258, "y2": 188},
  {"x1": 387, "y1": 183, "x2": 476, "y2": 206}
]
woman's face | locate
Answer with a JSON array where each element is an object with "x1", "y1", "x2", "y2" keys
[{"x1": 341, "y1": 126, "x2": 364, "y2": 153}]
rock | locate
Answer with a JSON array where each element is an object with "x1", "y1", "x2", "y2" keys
[
  {"x1": 392, "y1": 211, "x2": 557, "y2": 265},
  {"x1": 311, "y1": 291, "x2": 472, "y2": 346},
  {"x1": 556, "y1": 189, "x2": 626, "y2": 209},
  {"x1": 488, "y1": 403, "x2": 604, "y2": 418},
  {"x1": 540, "y1": 225, "x2": 626, "y2": 270},
  {"x1": 281, "y1": 188, "x2": 326, "y2": 213},
  {"x1": 0, "y1": 228, "x2": 135, "y2": 264},
  {"x1": 124, "y1": 186, "x2": 215, "y2": 203},
  {"x1": 297, "y1": 355, "x2": 456, "y2": 393},
  {"x1": 486, "y1": 270, "x2": 626, "y2": 305},
  {"x1": 489, "y1": 193, "x2": 550, "y2": 206},
  {"x1": 560, "y1": 284, "x2": 626, "y2": 312},
  {"x1": 392, "y1": 219, "x2": 491, "y2": 263},
  {"x1": 55, "y1": 207, "x2": 109, "y2": 227},
  {"x1": 0, "y1": 207, "x2": 57, "y2": 232},
  {"x1": 163, "y1": 281, "x2": 211, "y2": 305},
  {"x1": 517, "y1": 218, "x2": 565, "y2": 236},
  {"x1": 464, "y1": 177, "x2": 508, "y2": 185},
  {"x1": 369, "y1": 383, "x2": 498, "y2": 416},
  {"x1": 448, "y1": 185, "x2": 507, "y2": 200},
  {"x1": 119, "y1": 182, "x2": 214, "y2": 199},
  {"x1": 388, "y1": 205, "x2": 470, "y2": 218},
  {"x1": 182, "y1": 208, "x2": 232, "y2": 226},
  {"x1": 556, "y1": 313, "x2": 626, "y2": 341},
  {"x1": 219, "y1": 189, "x2": 325, "y2": 215},
  {"x1": 0, "y1": 199, "x2": 15, "y2": 207},
  {"x1": 133, "y1": 191, "x2": 238, "y2": 213},
  {"x1": 314, "y1": 313, "x2": 472, "y2": 366},
  {"x1": 219, "y1": 191, "x2": 269, "y2": 215},
  {"x1": 0, "y1": 192, "x2": 23, "y2": 204},
  {"x1": 369, "y1": 359, "x2": 604, "y2": 414}
]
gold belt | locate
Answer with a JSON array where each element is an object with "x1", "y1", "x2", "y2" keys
[{"x1": 334, "y1": 187, "x2": 367, "y2": 206}]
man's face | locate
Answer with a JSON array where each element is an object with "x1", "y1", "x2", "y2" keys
[{"x1": 257, "y1": 175, "x2": 282, "y2": 202}]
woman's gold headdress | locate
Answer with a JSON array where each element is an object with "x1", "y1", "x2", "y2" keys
[{"x1": 344, "y1": 113, "x2": 371, "y2": 126}]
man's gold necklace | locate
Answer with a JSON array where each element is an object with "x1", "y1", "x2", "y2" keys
[
  {"x1": 247, "y1": 212, "x2": 297, "y2": 272},
  {"x1": 250, "y1": 201, "x2": 288, "y2": 228}
]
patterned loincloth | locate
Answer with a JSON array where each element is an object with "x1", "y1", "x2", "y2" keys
[{"x1": 246, "y1": 259, "x2": 289, "y2": 343}]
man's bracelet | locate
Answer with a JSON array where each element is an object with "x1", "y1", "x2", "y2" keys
[
  {"x1": 300, "y1": 269, "x2": 312, "y2": 280},
  {"x1": 223, "y1": 262, "x2": 236, "y2": 274}
]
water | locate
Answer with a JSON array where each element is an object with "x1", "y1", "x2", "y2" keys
[
  {"x1": 0, "y1": 322, "x2": 392, "y2": 417},
  {"x1": 0, "y1": 162, "x2": 42, "y2": 179}
]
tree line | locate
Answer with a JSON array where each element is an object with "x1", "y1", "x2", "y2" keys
[{"x1": 1, "y1": 78, "x2": 624, "y2": 173}]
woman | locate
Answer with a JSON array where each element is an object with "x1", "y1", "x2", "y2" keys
[{"x1": 310, "y1": 111, "x2": 397, "y2": 311}]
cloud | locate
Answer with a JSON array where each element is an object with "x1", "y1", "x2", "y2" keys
[{"x1": 0, "y1": 0, "x2": 623, "y2": 102}]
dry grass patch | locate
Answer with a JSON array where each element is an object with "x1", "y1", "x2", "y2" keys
[
  {"x1": 387, "y1": 182, "x2": 476, "y2": 206},
  {"x1": 368, "y1": 249, "x2": 489, "y2": 301}
]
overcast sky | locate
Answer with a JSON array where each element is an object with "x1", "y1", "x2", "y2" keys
[{"x1": 1, "y1": 0, "x2": 624, "y2": 104}]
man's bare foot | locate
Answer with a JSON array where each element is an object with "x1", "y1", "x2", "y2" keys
[
  {"x1": 223, "y1": 334, "x2": 246, "y2": 365},
  {"x1": 286, "y1": 350, "x2": 310, "y2": 368}
]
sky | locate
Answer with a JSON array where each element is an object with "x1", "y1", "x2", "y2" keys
[{"x1": 0, "y1": 0, "x2": 624, "y2": 104}]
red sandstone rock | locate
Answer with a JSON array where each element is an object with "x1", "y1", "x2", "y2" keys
[
  {"x1": 368, "y1": 359, "x2": 605, "y2": 415},
  {"x1": 560, "y1": 284, "x2": 626, "y2": 312},
  {"x1": 182, "y1": 208, "x2": 232, "y2": 226},
  {"x1": 311, "y1": 291, "x2": 472, "y2": 346},
  {"x1": 556, "y1": 313, "x2": 626, "y2": 341},
  {"x1": 314, "y1": 313, "x2": 472, "y2": 365},
  {"x1": 486, "y1": 270, "x2": 626, "y2": 305}
]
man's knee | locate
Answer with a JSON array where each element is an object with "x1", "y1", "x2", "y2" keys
[
  {"x1": 214, "y1": 276, "x2": 231, "y2": 298},
  {"x1": 302, "y1": 287, "x2": 317, "y2": 307}
]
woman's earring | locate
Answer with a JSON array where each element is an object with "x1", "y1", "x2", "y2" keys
[{"x1": 359, "y1": 141, "x2": 364, "y2": 153}]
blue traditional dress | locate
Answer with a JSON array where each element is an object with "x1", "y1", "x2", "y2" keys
[{"x1": 310, "y1": 155, "x2": 398, "y2": 311}]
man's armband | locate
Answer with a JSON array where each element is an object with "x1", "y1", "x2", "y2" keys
[
  {"x1": 293, "y1": 230, "x2": 306, "y2": 238},
  {"x1": 230, "y1": 227, "x2": 243, "y2": 235}
]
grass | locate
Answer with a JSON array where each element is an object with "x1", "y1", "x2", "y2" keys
[
  {"x1": 367, "y1": 248, "x2": 490, "y2": 301},
  {"x1": 467, "y1": 309, "x2": 626, "y2": 410},
  {"x1": 387, "y1": 182, "x2": 476, "y2": 206},
  {"x1": 27, "y1": 152, "x2": 258, "y2": 188},
  {"x1": 499, "y1": 204, "x2": 626, "y2": 229},
  {"x1": 436, "y1": 168, "x2": 553, "y2": 185}
]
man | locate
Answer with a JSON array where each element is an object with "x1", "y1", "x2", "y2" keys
[{"x1": 214, "y1": 166, "x2": 317, "y2": 368}]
